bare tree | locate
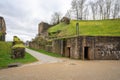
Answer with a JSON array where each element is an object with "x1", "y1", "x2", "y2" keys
[
  {"x1": 71, "y1": 0, "x2": 79, "y2": 20},
  {"x1": 104, "y1": 0, "x2": 112, "y2": 19},
  {"x1": 71, "y1": 0, "x2": 86, "y2": 20},
  {"x1": 97, "y1": 0, "x2": 105, "y2": 19},
  {"x1": 50, "y1": 12, "x2": 61, "y2": 25},
  {"x1": 112, "y1": 0, "x2": 120, "y2": 19},
  {"x1": 83, "y1": 4, "x2": 89, "y2": 20},
  {"x1": 65, "y1": 10, "x2": 72, "y2": 19},
  {"x1": 70, "y1": 0, "x2": 119, "y2": 20},
  {"x1": 78, "y1": 0, "x2": 86, "y2": 19},
  {"x1": 90, "y1": 1, "x2": 98, "y2": 20}
]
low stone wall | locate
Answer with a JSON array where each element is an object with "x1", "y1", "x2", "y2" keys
[
  {"x1": 29, "y1": 42, "x2": 52, "y2": 53},
  {"x1": 29, "y1": 42, "x2": 45, "y2": 50},
  {"x1": 45, "y1": 45, "x2": 52, "y2": 52}
]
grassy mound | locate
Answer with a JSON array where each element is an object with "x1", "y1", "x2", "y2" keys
[
  {"x1": 0, "y1": 41, "x2": 37, "y2": 69},
  {"x1": 48, "y1": 19, "x2": 120, "y2": 37}
]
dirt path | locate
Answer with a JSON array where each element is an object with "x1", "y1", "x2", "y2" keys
[{"x1": 25, "y1": 48, "x2": 62, "y2": 64}]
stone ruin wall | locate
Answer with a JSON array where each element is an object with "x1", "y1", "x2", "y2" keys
[
  {"x1": 52, "y1": 36, "x2": 120, "y2": 60},
  {"x1": 31, "y1": 20, "x2": 120, "y2": 60},
  {"x1": 38, "y1": 22, "x2": 51, "y2": 38},
  {"x1": 52, "y1": 39, "x2": 61, "y2": 54},
  {"x1": 29, "y1": 41, "x2": 46, "y2": 50},
  {"x1": 0, "y1": 16, "x2": 6, "y2": 41},
  {"x1": 94, "y1": 36, "x2": 120, "y2": 60}
]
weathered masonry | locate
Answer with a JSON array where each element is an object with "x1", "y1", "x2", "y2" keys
[
  {"x1": 52, "y1": 36, "x2": 120, "y2": 60},
  {"x1": 0, "y1": 16, "x2": 6, "y2": 41},
  {"x1": 38, "y1": 22, "x2": 51, "y2": 38}
]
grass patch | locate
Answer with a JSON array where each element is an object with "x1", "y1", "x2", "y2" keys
[
  {"x1": 48, "y1": 23, "x2": 67, "y2": 33},
  {"x1": 0, "y1": 41, "x2": 37, "y2": 69},
  {"x1": 48, "y1": 19, "x2": 120, "y2": 37},
  {"x1": 28, "y1": 47, "x2": 62, "y2": 58}
]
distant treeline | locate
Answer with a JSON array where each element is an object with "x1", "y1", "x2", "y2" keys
[{"x1": 50, "y1": 0, "x2": 120, "y2": 25}]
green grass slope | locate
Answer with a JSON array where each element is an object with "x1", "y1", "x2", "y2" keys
[
  {"x1": 0, "y1": 41, "x2": 37, "y2": 68},
  {"x1": 48, "y1": 19, "x2": 120, "y2": 37}
]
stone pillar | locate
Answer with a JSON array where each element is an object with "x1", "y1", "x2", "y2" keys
[
  {"x1": 60, "y1": 40, "x2": 64, "y2": 56},
  {"x1": 73, "y1": 37, "x2": 80, "y2": 59}
]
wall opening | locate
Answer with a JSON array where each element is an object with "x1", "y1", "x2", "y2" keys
[
  {"x1": 67, "y1": 47, "x2": 71, "y2": 58},
  {"x1": 84, "y1": 47, "x2": 89, "y2": 60}
]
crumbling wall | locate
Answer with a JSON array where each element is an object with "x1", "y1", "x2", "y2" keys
[
  {"x1": 61, "y1": 17, "x2": 70, "y2": 24},
  {"x1": 38, "y1": 22, "x2": 50, "y2": 34},
  {"x1": 29, "y1": 42, "x2": 40, "y2": 49},
  {"x1": 38, "y1": 22, "x2": 51, "y2": 38},
  {"x1": 52, "y1": 36, "x2": 120, "y2": 60},
  {"x1": 64, "y1": 37, "x2": 80, "y2": 59},
  {"x1": 52, "y1": 39, "x2": 61, "y2": 54},
  {"x1": 0, "y1": 16, "x2": 6, "y2": 41},
  {"x1": 78, "y1": 36, "x2": 95, "y2": 60},
  {"x1": 94, "y1": 36, "x2": 120, "y2": 60},
  {"x1": 45, "y1": 45, "x2": 52, "y2": 52},
  {"x1": 52, "y1": 37, "x2": 80, "y2": 59}
]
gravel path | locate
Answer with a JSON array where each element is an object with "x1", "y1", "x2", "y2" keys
[
  {"x1": 26, "y1": 48, "x2": 62, "y2": 64},
  {"x1": 0, "y1": 60, "x2": 120, "y2": 80}
]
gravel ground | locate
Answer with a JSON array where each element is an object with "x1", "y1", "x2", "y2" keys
[{"x1": 0, "y1": 59, "x2": 120, "y2": 80}]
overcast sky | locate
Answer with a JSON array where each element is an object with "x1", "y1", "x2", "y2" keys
[{"x1": 0, "y1": 0, "x2": 72, "y2": 42}]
